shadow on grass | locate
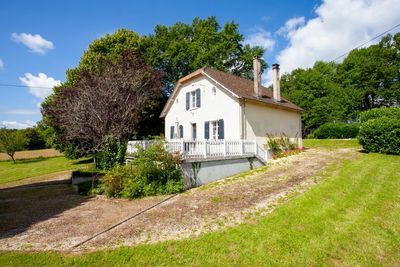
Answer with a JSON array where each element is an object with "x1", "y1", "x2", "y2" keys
[{"x1": 0, "y1": 183, "x2": 91, "y2": 239}]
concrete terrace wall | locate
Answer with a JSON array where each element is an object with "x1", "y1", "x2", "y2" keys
[
  {"x1": 181, "y1": 156, "x2": 264, "y2": 188},
  {"x1": 165, "y1": 75, "x2": 241, "y2": 141}
]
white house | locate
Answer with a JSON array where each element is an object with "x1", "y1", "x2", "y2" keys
[{"x1": 160, "y1": 58, "x2": 303, "y2": 151}]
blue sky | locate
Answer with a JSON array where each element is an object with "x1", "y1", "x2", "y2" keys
[{"x1": 1, "y1": 0, "x2": 399, "y2": 128}]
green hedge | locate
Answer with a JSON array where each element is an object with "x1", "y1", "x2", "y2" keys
[
  {"x1": 359, "y1": 107, "x2": 400, "y2": 123},
  {"x1": 313, "y1": 122, "x2": 359, "y2": 139},
  {"x1": 358, "y1": 116, "x2": 400, "y2": 155}
]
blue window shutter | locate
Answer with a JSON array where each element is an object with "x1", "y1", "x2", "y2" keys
[
  {"x1": 170, "y1": 126, "x2": 174, "y2": 139},
  {"x1": 186, "y1": 92, "x2": 190, "y2": 110},
  {"x1": 204, "y1": 121, "x2": 209, "y2": 139},
  {"x1": 218, "y1": 119, "x2": 224, "y2": 140},
  {"x1": 179, "y1": 125, "x2": 183, "y2": 138},
  {"x1": 196, "y1": 88, "x2": 201, "y2": 108}
]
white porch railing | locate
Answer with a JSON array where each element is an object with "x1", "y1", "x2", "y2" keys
[{"x1": 127, "y1": 139, "x2": 266, "y2": 162}]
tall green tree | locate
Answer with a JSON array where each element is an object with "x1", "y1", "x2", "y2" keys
[
  {"x1": 143, "y1": 17, "x2": 265, "y2": 92},
  {"x1": 281, "y1": 33, "x2": 400, "y2": 132},
  {"x1": 339, "y1": 32, "x2": 400, "y2": 109}
]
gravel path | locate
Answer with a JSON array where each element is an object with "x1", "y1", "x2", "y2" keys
[{"x1": 0, "y1": 148, "x2": 358, "y2": 251}]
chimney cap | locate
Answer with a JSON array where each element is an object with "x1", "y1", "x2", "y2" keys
[{"x1": 272, "y1": 63, "x2": 280, "y2": 69}]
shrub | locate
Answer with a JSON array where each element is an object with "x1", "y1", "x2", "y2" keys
[
  {"x1": 358, "y1": 116, "x2": 400, "y2": 155},
  {"x1": 313, "y1": 122, "x2": 359, "y2": 139},
  {"x1": 359, "y1": 107, "x2": 400, "y2": 124},
  {"x1": 95, "y1": 137, "x2": 127, "y2": 170},
  {"x1": 102, "y1": 165, "x2": 132, "y2": 197},
  {"x1": 265, "y1": 133, "x2": 298, "y2": 152},
  {"x1": 102, "y1": 141, "x2": 184, "y2": 199}
]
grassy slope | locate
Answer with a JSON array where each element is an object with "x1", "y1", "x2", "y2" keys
[
  {"x1": 1, "y1": 150, "x2": 399, "y2": 265},
  {"x1": 303, "y1": 138, "x2": 361, "y2": 149},
  {"x1": 0, "y1": 157, "x2": 90, "y2": 185}
]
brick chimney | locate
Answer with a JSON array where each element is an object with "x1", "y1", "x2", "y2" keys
[
  {"x1": 253, "y1": 56, "x2": 262, "y2": 97},
  {"x1": 272, "y1": 63, "x2": 281, "y2": 102}
]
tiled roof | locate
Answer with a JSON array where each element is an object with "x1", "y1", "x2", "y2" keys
[
  {"x1": 160, "y1": 67, "x2": 303, "y2": 117},
  {"x1": 203, "y1": 67, "x2": 303, "y2": 112}
]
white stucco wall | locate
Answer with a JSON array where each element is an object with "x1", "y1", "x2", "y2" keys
[
  {"x1": 244, "y1": 101, "x2": 302, "y2": 148},
  {"x1": 164, "y1": 76, "x2": 241, "y2": 141}
]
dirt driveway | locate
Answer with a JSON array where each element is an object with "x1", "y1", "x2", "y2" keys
[{"x1": 0, "y1": 148, "x2": 358, "y2": 251}]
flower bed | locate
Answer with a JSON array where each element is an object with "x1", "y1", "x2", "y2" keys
[{"x1": 272, "y1": 148, "x2": 304, "y2": 159}]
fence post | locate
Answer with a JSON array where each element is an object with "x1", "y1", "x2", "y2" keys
[
  {"x1": 223, "y1": 140, "x2": 227, "y2": 156},
  {"x1": 240, "y1": 140, "x2": 244, "y2": 155},
  {"x1": 254, "y1": 140, "x2": 257, "y2": 155},
  {"x1": 180, "y1": 139, "x2": 185, "y2": 156},
  {"x1": 203, "y1": 140, "x2": 208, "y2": 158}
]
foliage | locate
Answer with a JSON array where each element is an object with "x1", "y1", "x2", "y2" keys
[
  {"x1": 2, "y1": 153, "x2": 399, "y2": 266},
  {"x1": 102, "y1": 142, "x2": 184, "y2": 198},
  {"x1": 265, "y1": 133, "x2": 298, "y2": 154},
  {"x1": 0, "y1": 128, "x2": 28, "y2": 163},
  {"x1": 313, "y1": 122, "x2": 359, "y2": 139},
  {"x1": 358, "y1": 116, "x2": 400, "y2": 155},
  {"x1": 95, "y1": 137, "x2": 127, "y2": 170},
  {"x1": 143, "y1": 16, "x2": 266, "y2": 92},
  {"x1": 281, "y1": 33, "x2": 400, "y2": 131},
  {"x1": 20, "y1": 127, "x2": 47, "y2": 150},
  {"x1": 42, "y1": 50, "x2": 164, "y2": 160},
  {"x1": 359, "y1": 106, "x2": 400, "y2": 123}
]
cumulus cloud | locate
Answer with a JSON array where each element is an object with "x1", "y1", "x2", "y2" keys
[
  {"x1": 244, "y1": 27, "x2": 275, "y2": 51},
  {"x1": 0, "y1": 120, "x2": 36, "y2": 129},
  {"x1": 19, "y1": 73, "x2": 61, "y2": 99},
  {"x1": 275, "y1": 0, "x2": 400, "y2": 76},
  {"x1": 276, "y1": 17, "x2": 305, "y2": 38},
  {"x1": 11, "y1": 33, "x2": 54, "y2": 54},
  {"x1": 0, "y1": 59, "x2": 3, "y2": 70}
]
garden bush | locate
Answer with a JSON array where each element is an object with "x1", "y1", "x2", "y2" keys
[
  {"x1": 265, "y1": 133, "x2": 298, "y2": 154},
  {"x1": 358, "y1": 116, "x2": 400, "y2": 155},
  {"x1": 313, "y1": 122, "x2": 359, "y2": 139},
  {"x1": 95, "y1": 137, "x2": 127, "y2": 170},
  {"x1": 359, "y1": 106, "x2": 400, "y2": 123},
  {"x1": 102, "y1": 141, "x2": 184, "y2": 198}
]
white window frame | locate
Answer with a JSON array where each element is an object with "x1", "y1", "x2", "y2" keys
[{"x1": 191, "y1": 91, "x2": 196, "y2": 109}]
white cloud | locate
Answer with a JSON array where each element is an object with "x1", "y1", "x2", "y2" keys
[
  {"x1": 19, "y1": 73, "x2": 61, "y2": 99},
  {"x1": 276, "y1": 17, "x2": 305, "y2": 38},
  {"x1": 275, "y1": 0, "x2": 400, "y2": 76},
  {"x1": 1, "y1": 109, "x2": 39, "y2": 115},
  {"x1": 0, "y1": 120, "x2": 36, "y2": 129},
  {"x1": 11, "y1": 32, "x2": 54, "y2": 54},
  {"x1": 244, "y1": 27, "x2": 275, "y2": 51},
  {"x1": 0, "y1": 59, "x2": 3, "y2": 70}
]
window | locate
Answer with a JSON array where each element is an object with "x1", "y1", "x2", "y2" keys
[
  {"x1": 186, "y1": 89, "x2": 201, "y2": 110},
  {"x1": 191, "y1": 91, "x2": 196, "y2": 108},
  {"x1": 179, "y1": 125, "x2": 184, "y2": 139},
  {"x1": 191, "y1": 123, "x2": 197, "y2": 140},
  {"x1": 204, "y1": 119, "x2": 224, "y2": 140}
]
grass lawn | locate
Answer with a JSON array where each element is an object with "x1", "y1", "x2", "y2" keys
[
  {"x1": 1, "y1": 149, "x2": 399, "y2": 265},
  {"x1": 303, "y1": 138, "x2": 361, "y2": 149},
  {"x1": 0, "y1": 157, "x2": 91, "y2": 185}
]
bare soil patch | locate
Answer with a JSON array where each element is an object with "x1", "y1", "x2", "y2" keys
[
  {"x1": 0, "y1": 149, "x2": 62, "y2": 161},
  {"x1": 0, "y1": 148, "x2": 359, "y2": 252}
]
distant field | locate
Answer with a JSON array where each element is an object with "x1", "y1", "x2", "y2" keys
[
  {"x1": 0, "y1": 157, "x2": 91, "y2": 185},
  {"x1": 0, "y1": 148, "x2": 62, "y2": 161}
]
